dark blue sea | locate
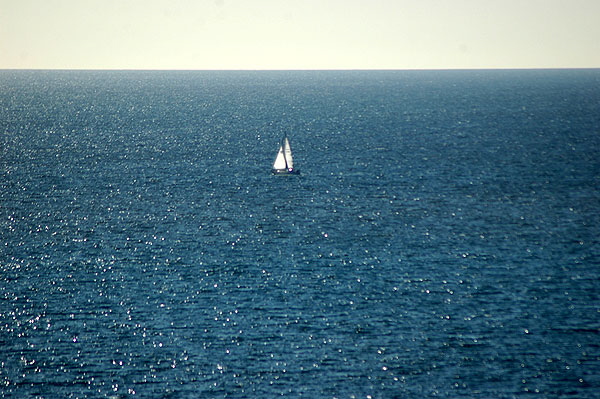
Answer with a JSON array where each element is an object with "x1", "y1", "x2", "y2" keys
[{"x1": 1, "y1": 70, "x2": 599, "y2": 398}]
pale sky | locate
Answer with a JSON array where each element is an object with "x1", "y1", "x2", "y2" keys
[{"x1": 1, "y1": 0, "x2": 599, "y2": 70}]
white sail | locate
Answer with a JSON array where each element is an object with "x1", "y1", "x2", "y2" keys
[
  {"x1": 273, "y1": 146, "x2": 287, "y2": 170},
  {"x1": 283, "y1": 137, "x2": 294, "y2": 169}
]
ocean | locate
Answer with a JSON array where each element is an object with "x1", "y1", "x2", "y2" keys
[{"x1": 1, "y1": 69, "x2": 599, "y2": 398}]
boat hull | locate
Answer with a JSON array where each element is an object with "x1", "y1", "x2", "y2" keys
[{"x1": 272, "y1": 168, "x2": 300, "y2": 175}]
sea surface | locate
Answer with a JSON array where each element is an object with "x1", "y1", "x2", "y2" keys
[{"x1": 1, "y1": 69, "x2": 599, "y2": 398}]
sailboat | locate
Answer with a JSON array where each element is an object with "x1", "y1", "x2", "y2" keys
[{"x1": 272, "y1": 136, "x2": 300, "y2": 175}]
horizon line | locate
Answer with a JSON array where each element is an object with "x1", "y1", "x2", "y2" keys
[{"x1": 1, "y1": 67, "x2": 600, "y2": 72}]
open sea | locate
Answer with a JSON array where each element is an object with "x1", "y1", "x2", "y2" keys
[{"x1": 1, "y1": 69, "x2": 599, "y2": 398}]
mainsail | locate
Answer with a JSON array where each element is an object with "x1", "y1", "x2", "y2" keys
[{"x1": 282, "y1": 137, "x2": 293, "y2": 169}]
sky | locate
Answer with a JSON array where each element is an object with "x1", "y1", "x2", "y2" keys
[{"x1": 1, "y1": 0, "x2": 599, "y2": 70}]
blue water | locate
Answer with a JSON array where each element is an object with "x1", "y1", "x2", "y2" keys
[{"x1": 1, "y1": 70, "x2": 599, "y2": 398}]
